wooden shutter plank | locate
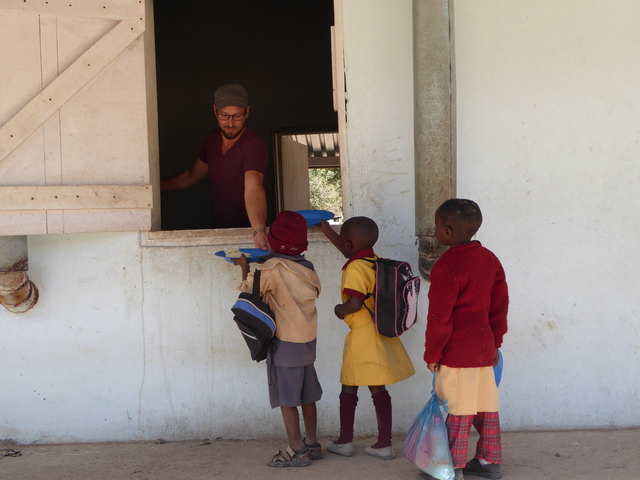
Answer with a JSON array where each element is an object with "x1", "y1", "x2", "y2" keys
[
  {"x1": 0, "y1": 185, "x2": 152, "y2": 210},
  {"x1": 0, "y1": 0, "x2": 144, "y2": 21},
  {"x1": 58, "y1": 209, "x2": 151, "y2": 233},
  {"x1": 40, "y1": 15, "x2": 63, "y2": 185},
  {"x1": 0, "y1": 212, "x2": 47, "y2": 235},
  {"x1": 0, "y1": 19, "x2": 143, "y2": 164},
  {"x1": 0, "y1": 209, "x2": 151, "y2": 235}
]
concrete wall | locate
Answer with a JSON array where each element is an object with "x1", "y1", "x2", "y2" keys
[
  {"x1": 454, "y1": 0, "x2": 640, "y2": 428},
  {"x1": 2, "y1": 232, "x2": 347, "y2": 442},
  {"x1": 1, "y1": 0, "x2": 639, "y2": 444}
]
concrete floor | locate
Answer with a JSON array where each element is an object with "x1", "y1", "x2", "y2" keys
[{"x1": 0, "y1": 429, "x2": 638, "y2": 480}]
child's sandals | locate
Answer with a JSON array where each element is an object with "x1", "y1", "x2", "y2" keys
[
  {"x1": 304, "y1": 438, "x2": 323, "y2": 460},
  {"x1": 267, "y1": 446, "x2": 311, "y2": 467}
]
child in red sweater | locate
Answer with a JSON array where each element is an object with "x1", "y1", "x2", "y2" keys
[{"x1": 424, "y1": 199, "x2": 508, "y2": 480}]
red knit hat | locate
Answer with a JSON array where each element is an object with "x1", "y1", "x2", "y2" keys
[{"x1": 268, "y1": 211, "x2": 308, "y2": 255}]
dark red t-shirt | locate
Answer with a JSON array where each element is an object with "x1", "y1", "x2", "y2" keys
[{"x1": 198, "y1": 127, "x2": 267, "y2": 228}]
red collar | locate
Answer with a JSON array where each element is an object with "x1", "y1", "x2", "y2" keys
[
  {"x1": 447, "y1": 240, "x2": 481, "y2": 252},
  {"x1": 342, "y1": 248, "x2": 376, "y2": 270}
]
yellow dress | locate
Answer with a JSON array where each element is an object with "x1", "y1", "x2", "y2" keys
[{"x1": 339, "y1": 256, "x2": 415, "y2": 386}]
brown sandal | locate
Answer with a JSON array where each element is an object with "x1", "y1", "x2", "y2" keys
[
  {"x1": 267, "y1": 446, "x2": 311, "y2": 467},
  {"x1": 1, "y1": 449, "x2": 22, "y2": 457},
  {"x1": 304, "y1": 438, "x2": 323, "y2": 460}
]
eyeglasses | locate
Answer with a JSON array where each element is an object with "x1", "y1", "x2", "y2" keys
[{"x1": 216, "y1": 111, "x2": 246, "y2": 121}]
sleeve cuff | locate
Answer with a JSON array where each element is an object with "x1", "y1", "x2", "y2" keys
[{"x1": 343, "y1": 288, "x2": 366, "y2": 300}]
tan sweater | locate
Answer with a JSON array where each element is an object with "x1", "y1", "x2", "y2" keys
[{"x1": 239, "y1": 257, "x2": 321, "y2": 343}]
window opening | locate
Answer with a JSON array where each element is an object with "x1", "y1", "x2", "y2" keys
[
  {"x1": 274, "y1": 131, "x2": 342, "y2": 223},
  {"x1": 153, "y1": 1, "x2": 338, "y2": 231}
]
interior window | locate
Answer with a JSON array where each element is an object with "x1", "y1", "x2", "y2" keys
[{"x1": 274, "y1": 132, "x2": 342, "y2": 221}]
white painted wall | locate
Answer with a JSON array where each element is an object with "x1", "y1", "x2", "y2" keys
[
  {"x1": 2, "y1": 233, "x2": 350, "y2": 443},
  {"x1": 338, "y1": 0, "x2": 430, "y2": 434},
  {"x1": 341, "y1": 0, "x2": 417, "y2": 252},
  {"x1": 454, "y1": 0, "x2": 640, "y2": 428},
  {"x1": 1, "y1": 0, "x2": 638, "y2": 444}
]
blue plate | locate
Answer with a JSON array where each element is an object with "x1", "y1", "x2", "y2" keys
[
  {"x1": 215, "y1": 248, "x2": 269, "y2": 263},
  {"x1": 494, "y1": 349, "x2": 503, "y2": 387},
  {"x1": 295, "y1": 209, "x2": 335, "y2": 227}
]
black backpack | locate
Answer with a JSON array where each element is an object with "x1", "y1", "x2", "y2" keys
[
  {"x1": 231, "y1": 270, "x2": 276, "y2": 362},
  {"x1": 364, "y1": 258, "x2": 421, "y2": 337}
]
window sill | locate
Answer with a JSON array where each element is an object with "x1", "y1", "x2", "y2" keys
[{"x1": 140, "y1": 227, "x2": 335, "y2": 248}]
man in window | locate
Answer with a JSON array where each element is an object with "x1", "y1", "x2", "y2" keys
[{"x1": 161, "y1": 84, "x2": 269, "y2": 249}]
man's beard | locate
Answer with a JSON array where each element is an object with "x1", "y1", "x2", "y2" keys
[{"x1": 221, "y1": 126, "x2": 245, "y2": 140}]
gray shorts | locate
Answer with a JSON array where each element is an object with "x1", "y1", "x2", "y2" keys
[{"x1": 267, "y1": 362, "x2": 323, "y2": 409}]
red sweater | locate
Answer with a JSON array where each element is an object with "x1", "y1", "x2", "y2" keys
[{"x1": 424, "y1": 241, "x2": 508, "y2": 367}]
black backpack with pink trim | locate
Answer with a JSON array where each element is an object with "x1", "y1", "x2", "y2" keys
[{"x1": 363, "y1": 258, "x2": 421, "y2": 337}]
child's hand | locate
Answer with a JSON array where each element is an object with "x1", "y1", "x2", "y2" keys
[
  {"x1": 318, "y1": 219, "x2": 332, "y2": 234},
  {"x1": 232, "y1": 254, "x2": 249, "y2": 268},
  {"x1": 318, "y1": 219, "x2": 342, "y2": 251},
  {"x1": 492, "y1": 349, "x2": 500, "y2": 367},
  {"x1": 334, "y1": 304, "x2": 345, "y2": 319},
  {"x1": 427, "y1": 362, "x2": 440, "y2": 373},
  {"x1": 232, "y1": 254, "x2": 250, "y2": 280}
]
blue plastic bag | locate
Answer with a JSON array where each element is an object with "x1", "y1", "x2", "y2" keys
[{"x1": 403, "y1": 374, "x2": 454, "y2": 480}]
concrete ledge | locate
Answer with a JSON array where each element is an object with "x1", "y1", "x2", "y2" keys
[{"x1": 140, "y1": 227, "x2": 334, "y2": 248}]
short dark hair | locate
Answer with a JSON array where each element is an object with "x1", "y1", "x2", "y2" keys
[
  {"x1": 342, "y1": 216, "x2": 379, "y2": 248},
  {"x1": 437, "y1": 199, "x2": 483, "y2": 237}
]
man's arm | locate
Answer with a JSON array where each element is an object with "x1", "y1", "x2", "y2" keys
[
  {"x1": 160, "y1": 158, "x2": 208, "y2": 191},
  {"x1": 244, "y1": 170, "x2": 268, "y2": 249}
]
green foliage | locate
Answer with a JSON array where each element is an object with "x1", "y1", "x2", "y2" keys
[{"x1": 309, "y1": 168, "x2": 342, "y2": 218}]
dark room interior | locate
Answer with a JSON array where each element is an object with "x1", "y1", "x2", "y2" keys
[{"x1": 154, "y1": 0, "x2": 338, "y2": 230}]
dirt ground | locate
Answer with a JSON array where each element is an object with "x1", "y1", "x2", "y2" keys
[{"x1": 0, "y1": 429, "x2": 638, "y2": 480}]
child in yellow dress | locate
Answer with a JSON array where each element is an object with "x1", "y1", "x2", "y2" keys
[{"x1": 319, "y1": 216, "x2": 415, "y2": 460}]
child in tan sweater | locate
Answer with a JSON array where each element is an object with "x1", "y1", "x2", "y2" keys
[{"x1": 235, "y1": 211, "x2": 322, "y2": 467}]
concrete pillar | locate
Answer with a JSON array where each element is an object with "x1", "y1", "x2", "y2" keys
[
  {"x1": 0, "y1": 236, "x2": 39, "y2": 313},
  {"x1": 413, "y1": 0, "x2": 456, "y2": 279}
]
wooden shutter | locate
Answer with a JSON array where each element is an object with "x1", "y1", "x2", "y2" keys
[
  {"x1": 0, "y1": 0, "x2": 159, "y2": 235},
  {"x1": 280, "y1": 136, "x2": 310, "y2": 211}
]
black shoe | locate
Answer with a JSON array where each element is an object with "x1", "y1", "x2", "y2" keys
[{"x1": 463, "y1": 458, "x2": 502, "y2": 479}]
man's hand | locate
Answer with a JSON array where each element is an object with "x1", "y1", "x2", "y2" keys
[
  {"x1": 427, "y1": 362, "x2": 440, "y2": 373},
  {"x1": 334, "y1": 304, "x2": 345, "y2": 319},
  {"x1": 253, "y1": 230, "x2": 269, "y2": 250}
]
